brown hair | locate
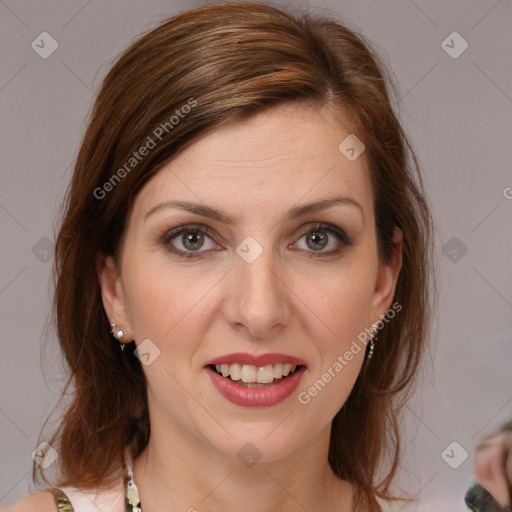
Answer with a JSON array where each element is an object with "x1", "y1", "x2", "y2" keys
[{"x1": 35, "y1": 2, "x2": 437, "y2": 510}]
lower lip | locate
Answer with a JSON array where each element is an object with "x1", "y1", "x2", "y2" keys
[{"x1": 205, "y1": 366, "x2": 306, "y2": 407}]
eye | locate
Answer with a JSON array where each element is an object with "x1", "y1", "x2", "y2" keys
[
  {"x1": 158, "y1": 222, "x2": 353, "y2": 259},
  {"x1": 159, "y1": 224, "x2": 220, "y2": 258},
  {"x1": 293, "y1": 223, "x2": 353, "y2": 256}
]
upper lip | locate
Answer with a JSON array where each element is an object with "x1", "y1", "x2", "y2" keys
[{"x1": 204, "y1": 352, "x2": 307, "y2": 368}]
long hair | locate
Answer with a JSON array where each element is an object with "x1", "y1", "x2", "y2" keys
[{"x1": 34, "y1": 3, "x2": 437, "y2": 510}]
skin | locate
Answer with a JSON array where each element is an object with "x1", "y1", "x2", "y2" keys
[{"x1": 92, "y1": 102, "x2": 403, "y2": 512}]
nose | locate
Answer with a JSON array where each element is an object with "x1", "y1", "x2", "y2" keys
[{"x1": 223, "y1": 244, "x2": 290, "y2": 339}]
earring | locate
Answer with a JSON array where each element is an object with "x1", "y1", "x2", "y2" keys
[
  {"x1": 367, "y1": 322, "x2": 379, "y2": 360},
  {"x1": 110, "y1": 323, "x2": 126, "y2": 351}
]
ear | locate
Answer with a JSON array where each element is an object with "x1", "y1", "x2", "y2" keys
[
  {"x1": 370, "y1": 227, "x2": 403, "y2": 321},
  {"x1": 96, "y1": 254, "x2": 133, "y2": 343}
]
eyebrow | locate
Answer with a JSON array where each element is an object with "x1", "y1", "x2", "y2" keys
[{"x1": 144, "y1": 195, "x2": 364, "y2": 224}]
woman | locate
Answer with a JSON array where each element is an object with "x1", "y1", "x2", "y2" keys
[{"x1": 5, "y1": 2, "x2": 436, "y2": 511}]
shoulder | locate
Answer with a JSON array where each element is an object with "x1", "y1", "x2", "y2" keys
[{"x1": 2, "y1": 490, "x2": 57, "y2": 512}]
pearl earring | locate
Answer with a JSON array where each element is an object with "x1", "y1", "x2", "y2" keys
[{"x1": 110, "y1": 323, "x2": 126, "y2": 351}]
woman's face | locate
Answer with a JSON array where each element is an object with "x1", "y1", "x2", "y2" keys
[{"x1": 98, "y1": 102, "x2": 402, "y2": 463}]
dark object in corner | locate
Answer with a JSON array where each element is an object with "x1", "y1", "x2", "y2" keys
[{"x1": 464, "y1": 482, "x2": 512, "y2": 512}]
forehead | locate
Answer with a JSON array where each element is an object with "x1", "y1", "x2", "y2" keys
[{"x1": 132, "y1": 103, "x2": 372, "y2": 223}]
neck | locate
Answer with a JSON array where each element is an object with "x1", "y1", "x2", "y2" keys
[{"x1": 131, "y1": 418, "x2": 353, "y2": 511}]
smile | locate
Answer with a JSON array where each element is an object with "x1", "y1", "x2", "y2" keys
[
  {"x1": 205, "y1": 364, "x2": 307, "y2": 407},
  {"x1": 212, "y1": 362, "x2": 301, "y2": 385}
]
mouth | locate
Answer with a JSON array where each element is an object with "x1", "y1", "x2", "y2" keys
[
  {"x1": 204, "y1": 362, "x2": 307, "y2": 407},
  {"x1": 206, "y1": 363, "x2": 306, "y2": 388}
]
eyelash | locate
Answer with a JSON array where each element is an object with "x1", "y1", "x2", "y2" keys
[{"x1": 158, "y1": 222, "x2": 354, "y2": 259}]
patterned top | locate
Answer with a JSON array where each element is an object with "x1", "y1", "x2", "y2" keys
[
  {"x1": 52, "y1": 489, "x2": 74, "y2": 512},
  {"x1": 52, "y1": 460, "x2": 141, "y2": 512},
  {"x1": 52, "y1": 488, "x2": 139, "y2": 512},
  {"x1": 51, "y1": 470, "x2": 511, "y2": 511}
]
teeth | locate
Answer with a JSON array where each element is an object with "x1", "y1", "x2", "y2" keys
[
  {"x1": 282, "y1": 363, "x2": 292, "y2": 377},
  {"x1": 257, "y1": 365, "x2": 274, "y2": 384},
  {"x1": 229, "y1": 363, "x2": 241, "y2": 380},
  {"x1": 241, "y1": 364, "x2": 257, "y2": 383},
  {"x1": 213, "y1": 363, "x2": 298, "y2": 383}
]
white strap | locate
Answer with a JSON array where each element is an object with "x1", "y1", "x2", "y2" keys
[{"x1": 59, "y1": 484, "x2": 125, "y2": 512}]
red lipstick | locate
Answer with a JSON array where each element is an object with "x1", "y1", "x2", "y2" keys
[
  {"x1": 203, "y1": 352, "x2": 307, "y2": 407},
  {"x1": 204, "y1": 352, "x2": 307, "y2": 367}
]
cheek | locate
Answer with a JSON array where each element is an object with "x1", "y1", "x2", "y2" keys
[
  {"x1": 299, "y1": 262, "x2": 376, "y2": 343},
  {"x1": 121, "y1": 254, "x2": 204, "y2": 341},
  {"x1": 293, "y1": 255, "x2": 375, "y2": 407}
]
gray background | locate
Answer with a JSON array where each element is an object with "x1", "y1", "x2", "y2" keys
[{"x1": 1, "y1": 1, "x2": 511, "y2": 510}]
